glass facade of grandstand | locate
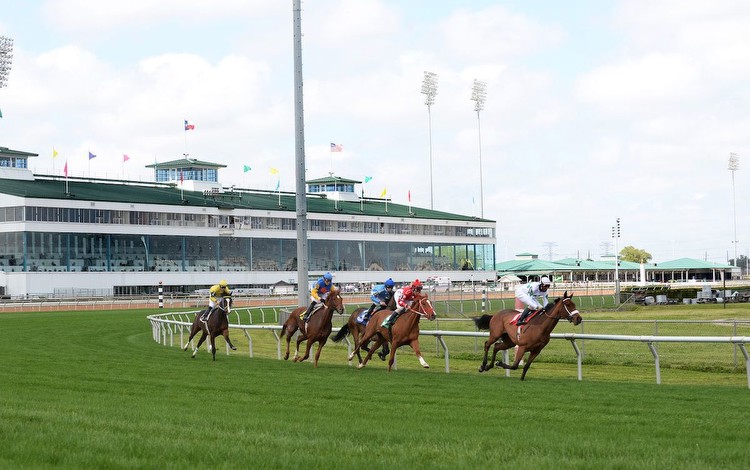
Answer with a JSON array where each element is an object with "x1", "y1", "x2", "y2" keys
[{"x1": 0, "y1": 206, "x2": 495, "y2": 274}]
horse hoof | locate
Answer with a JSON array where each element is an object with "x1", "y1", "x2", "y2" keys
[
  {"x1": 347, "y1": 353, "x2": 356, "y2": 361},
  {"x1": 230, "y1": 346, "x2": 237, "y2": 351},
  {"x1": 357, "y1": 363, "x2": 365, "y2": 369},
  {"x1": 478, "y1": 366, "x2": 484, "y2": 372}
]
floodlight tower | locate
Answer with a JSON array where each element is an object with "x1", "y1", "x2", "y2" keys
[
  {"x1": 0, "y1": 35, "x2": 14, "y2": 88},
  {"x1": 728, "y1": 152, "x2": 740, "y2": 267},
  {"x1": 421, "y1": 71, "x2": 439, "y2": 210},
  {"x1": 470, "y1": 79, "x2": 487, "y2": 218},
  {"x1": 612, "y1": 218, "x2": 621, "y2": 304}
]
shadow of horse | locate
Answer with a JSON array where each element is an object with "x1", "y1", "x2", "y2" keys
[
  {"x1": 279, "y1": 287, "x2": 344, "y2": 367},
  {"x1": 182, "y1": 297, "x2": 237, "y2": 361},
  {"x1": 473, "y1": 291, "x2": 582, "y2": 380},
  {"x1": 331, "y1": 295, "x2": 396, "y2": 363},
  {"x1": 347, "y1": 293, "x2": 436, "y2": 371}
]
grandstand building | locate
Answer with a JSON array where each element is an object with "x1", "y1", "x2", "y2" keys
[{"x1": 0, "y1": 146, "x2": 497, "y2": 297}]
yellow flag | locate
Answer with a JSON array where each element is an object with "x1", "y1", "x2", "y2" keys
[
  {"x1": 53, "y1": 148, "x2": 59, "y2": 158},
  {"x1": 380, "y1": 188, "x2": 387, "y2": 198},
  {"x1": 270, "y1": 167, "x2": 279, "y2": 175}
]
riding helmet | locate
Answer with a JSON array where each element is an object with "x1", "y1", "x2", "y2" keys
[
  {"x1": 540, "y1": 276, "x2": 551, "y2": 286},
  {"x1": 385, "y1": 278, "x2": 395, "y2": 288},
  {"x1": 219, "y1": 279, "x2": 228, "y2": 287},
  {"x1": 411, "y1": 279, "x2": 423, "y2": 289},
  {"x1": 323, "y1": 272, "x2": 333, "y2": 281}
]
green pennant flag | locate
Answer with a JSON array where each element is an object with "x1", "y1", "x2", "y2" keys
[
  {"x1": 243, "y1": 165, "x2": 251, "y2": 173},
  {"x1": 364, "y1": 176, "x2": 372, "y2": 183},
  {"x1": 0, "y1": 108, "x2": 3, "y2": 118}
]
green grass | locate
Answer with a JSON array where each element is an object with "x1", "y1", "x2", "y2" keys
[{"x1": 1, "y1": 307, "x2": 750, "y2": 469}]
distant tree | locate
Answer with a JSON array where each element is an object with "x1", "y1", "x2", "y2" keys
[{"x1": 620, "y1": 246, "x2": 652, "y2": 263}]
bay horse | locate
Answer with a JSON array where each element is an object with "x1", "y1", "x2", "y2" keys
[
  {"x1": 347, "y1": 293, "x2": 436, "y2": 372},
  {"x1": 331, "y1": 295, "x2": 396, "y2": 363},
  {"x1": 279, "y1": 287, "x2": 344, "y2": 367},
  {"x1": 182, "y1": 297, "x2": 237, "y2": 361},
  {"x1": 473, "y1": 291, "x2": 582, "y2": 380}
]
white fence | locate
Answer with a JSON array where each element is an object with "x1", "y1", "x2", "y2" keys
[{"x1": 147, "y1": 309, "x2": 750, "y2": 388}]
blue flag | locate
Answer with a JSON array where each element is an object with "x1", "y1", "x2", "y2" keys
[{"x1": 88, "y1": 152, "x2": 97, "y2": 160}]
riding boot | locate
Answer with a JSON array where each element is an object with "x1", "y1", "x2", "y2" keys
[
  {"x1": 517, "y1": 307, "x2": 531, "y2": 325},
  {"x1": 364, "y1": 304, "x2": 376, "y2": 322},
  {"x1": 303, "y1": 301, "x2": 316, "y2": 322},
  {"x1": 200, "y1": 308, "x2": 209, "y2": 322}
]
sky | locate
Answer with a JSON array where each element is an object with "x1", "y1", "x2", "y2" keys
[{"x1": 1, "y1": 0, "x2": 749, "y2": 265}]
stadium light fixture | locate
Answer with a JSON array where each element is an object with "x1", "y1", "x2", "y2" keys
[
  {"x1": 0, "y1": 35, "x2": 14, "y2": 88},
  {"x1": 728, "y1": 152, "x2": 740, "y2": 267},
  {"x1": 470, "y1": 79, "x2": 487, "y2": 218},
  {"x1": 421, "y1": 71, "x2": 438, "y2": 210}
]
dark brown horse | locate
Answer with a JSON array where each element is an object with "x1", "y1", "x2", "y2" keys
[
  {"x1": 331, "y1": 295, "x2": 396, "y2": 363},
  {"x1": 348, "y1": 293, "x2": 436, "y2": 371},
  {"x1": 183, "y1": 297, "x2": 237, "y2": 361},
  {"x1": 473, "y1": 291, "x2": 582, "y2": 380},
  {"x1": 280, "y1": 287, "x2": 344, "y2": 367}
]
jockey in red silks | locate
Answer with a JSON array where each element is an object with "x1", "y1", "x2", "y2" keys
[{"x1": 381, "y1": 279, "x2": 423, "y2": 328}]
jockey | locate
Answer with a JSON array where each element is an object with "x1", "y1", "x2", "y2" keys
[
  {"x1": 364, "y1": 278, "x2": 395, "y2": 322},
  {"x1": 382, "y1": 279, "x2": 423, "y2": 329},
  {"x1": 303, "y1": 272, "x2": 334, "y2": 322},
  {"x1": 514, "y1": 276, "x2": 551, "y2": 325},
  {"x1": 200, "y1": 279, "x2": 232, "y2": 322}
]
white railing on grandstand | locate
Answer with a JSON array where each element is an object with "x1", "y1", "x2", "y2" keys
[{"x1": 147, "y1": 309, "x2": 750, "y2": 389}]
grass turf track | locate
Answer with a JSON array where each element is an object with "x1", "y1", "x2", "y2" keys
[{"x1": 0, "y1": 308, "x2": 749, "y2": 469}]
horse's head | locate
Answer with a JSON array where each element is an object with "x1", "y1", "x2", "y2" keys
[
  {"x1": 410, "y1": 293, "x2": 436, "y2": 321},
  {"x1": 327, "y1": 287, "x2": 345, "y2": 315},
  {"x1": 548, "y1": 291, "x2": 581, "y2": 325},
  {"x1": 220, "y1": 296, "x2": 232, "y2": 313}
]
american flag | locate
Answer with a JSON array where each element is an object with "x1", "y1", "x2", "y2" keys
[{"x1": 330, "y1": 142, "x2": 343, "y2": 152}]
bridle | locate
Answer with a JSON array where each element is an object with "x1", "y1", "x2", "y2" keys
[
  {"x1": 543, "y1": 298, "x2": 579, "y2": 321},
  {"x1": 404, "y1": 296, "x2": 435, "y2": 319}
]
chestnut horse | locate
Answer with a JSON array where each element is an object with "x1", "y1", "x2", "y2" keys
[
  {"x1": 182, "y1": 297, "x2": 237, "y2": 361},
  {"x1": 347, "y1": 293, "x2": 436, "y2": 371},
  {"x1": 280, "y1": 287, "x2": 344, "y2": 367},
  {"x1": 473, "y1": 291, "x2": 582, "y2": 380},
  {"x1": 331, "y1": 295, "x2": 396, "y2": 363}
]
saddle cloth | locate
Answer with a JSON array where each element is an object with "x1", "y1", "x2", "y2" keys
[
  {"x1": 356, "y1": 310, "x2": 369, "y2": 325},
  {"x1": 510, "y1": 309, "x2": 542, "y2": 325},
  {"x1": 298, "y1": 302, "x2": 324, "y2": 320}
]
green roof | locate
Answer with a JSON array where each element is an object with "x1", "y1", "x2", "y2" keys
[
  {"x1": 0, "y1": 146, "x2": 38, "y2": 158},
  {"x1": 145, "y1": 158, "x2": 227, "y2": 169},
  {"x1": 654, "y1": 258, "x2": 732, "y2": 269},
  {"x1": 306, "y1": 176, "x2": 361, "y2": 184},
  {"x1": 0, "y1": 175, "x2": 493, "y2": 222}
]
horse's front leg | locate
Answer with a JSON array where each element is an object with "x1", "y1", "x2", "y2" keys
[
  {"x1": 497, "y1": 344, "x2": 525, "y2": 370},
  {"x1": 192, "y1": 331, "x2": 208, "y2": 358},
  {"x1": 313, "y1": 338, "x2": 327, "y2": 368},
  {"x1": 409, "y1": 338, "x2": 430, "y2": 369},
  {"x1": 210, "y1": 334, "x2": 218, "y2": 361},
  {"x1": 297, "y1": 336, "x2": 314, "y2": 363},
  {"x1": 222, "y1": 329, "x2": 237, "y2": 351},
  {"x1": 349, "y1": 328, "x2": 373, "y2": 362},
  {"x1": 520, "y1": 350, "x2": 541, "y2": 381}
]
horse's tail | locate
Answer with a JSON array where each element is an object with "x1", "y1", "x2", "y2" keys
[
  {"x1": 280, "y1": 322, "x2": 288, "y2": 338},
  {"x1": 331, "y1": 323, "x2": 349, "y2": 342},
  {"x1": 473, "y1": 314, "x2": 492, "y2": 330}
]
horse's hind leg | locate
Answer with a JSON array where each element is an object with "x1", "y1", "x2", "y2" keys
[
  {"x1": 358, "y1": 335, "x2": 383, "y2": 369},
  {"x1": 478, "y1": 334, "x2": 500, "y2": 372},
  {"x1": 183, "y1": 323, "x2": 200, "y2": 351},
  {"x1": 497, "y1": 344, "x2": 526, "y2": 370},
  {"x1": 282, "y1": 324, "x2": 297, "y2": 360}
]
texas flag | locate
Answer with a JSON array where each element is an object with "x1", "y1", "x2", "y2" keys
[{"x1": 184, "y1": 120, "x2": 195, "y2": 131}]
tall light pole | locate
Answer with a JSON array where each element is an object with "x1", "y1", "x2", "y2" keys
[
  {"x1": 470, "y1": 79, "x2": 487, "y2": 218},
  {"x1": 728, "y1": 152, "x2": 739, "y2": 267},
  {"x1": 421, "y1": 71, "x2": 438, "y2": 210},
  {"x1": 612, "y1": 218, "x2": 621, "y2": 304},
  {"x1": 0, "y1": 35, "x2": 14, "y2": 88}
]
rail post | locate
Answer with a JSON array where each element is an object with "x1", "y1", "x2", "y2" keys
[{"x1": 158, "y1": 281, "x2": 164, "y2": 309}]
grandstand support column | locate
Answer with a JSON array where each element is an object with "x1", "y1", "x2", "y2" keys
[
  {"x1": 158, "y1": 281, "x2": 164, "y2": 309},
  {"x1": 293, "y1": 0, "x2": 309, "y2": 306}
]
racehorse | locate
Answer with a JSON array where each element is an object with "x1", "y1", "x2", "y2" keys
[
  {"x1": 347, "y1": 293, "x2": 436, "y2": 372},
  {"x1": 279, "y1": 287, "x2": 344, "y2": 367},
  {"x1": 182, "y1": 297, "x2": 237, "y2": 361},
  {"x1": 473, "y1": 291, "x2": 582, "y2": 380},
  {"x1": 331, "y1": 295, "x2": 396, "y2": 363}
]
